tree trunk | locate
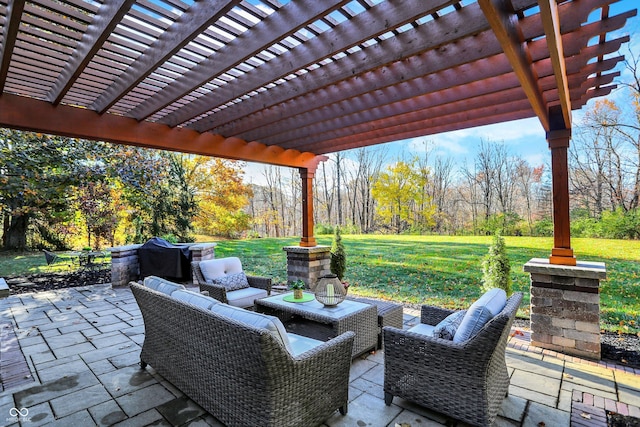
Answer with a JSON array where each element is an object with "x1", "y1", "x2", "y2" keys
[{"x1": 3, "y1": 214, "x2": 29, "y2": 250}]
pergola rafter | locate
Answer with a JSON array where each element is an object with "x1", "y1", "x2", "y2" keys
[{"x1": 0, "y1": 0, "x2": 636, "y2": 259}]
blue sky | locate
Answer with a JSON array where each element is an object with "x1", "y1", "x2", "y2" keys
[{"x1": 244, "y1": 0, "x2": 640, "y2": 184}]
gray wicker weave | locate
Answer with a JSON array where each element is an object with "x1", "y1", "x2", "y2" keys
[
  {"x1": 131, "y1": 282, "x2": 354, "y2": 427},
  {"x1": 255, "y1": 293, "x2": 378, "y2": 358},
  {"x1": 346, "y1": 296, "x2": 403, "y2": 349},
  {"x1": 383, "y1": 292, "x2": 523, "y2": 427},
  {"x1": 192, "y1": 260, "x2": 272, "y2": 305}
]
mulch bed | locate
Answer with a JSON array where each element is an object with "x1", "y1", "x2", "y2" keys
[
  {"x1": 608, "y1": 411, "x2": 640, "y2": 427},
  {"x1": 3, "y1": 272, "x2": 639, "y2": 369},
  {"x1": 4, "y1": 269, "x2": 111, "y2": 295}
]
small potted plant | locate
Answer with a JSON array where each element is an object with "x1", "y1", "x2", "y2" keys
[{"x1": 290, "y1": 279, "x2": 306, "y2": 299}]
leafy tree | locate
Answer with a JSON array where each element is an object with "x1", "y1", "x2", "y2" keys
[
  {"x1": 330, "y1": 226, "x2": 346, "y2": 280},
  {"x1": 0, "y1": 129, "x2": 95, "y2": 250},
  {"x1": 192, "y1": 158, "x2": 252, "y2": 238},
  {"x1": 107, "y1": 148, "x2": 198, "y2": 243},
  {"x1": 76, "y1": 180, "x2": 119, "y2": 249},
  {"x1": 481, "y1": 232, "x2": 512, "y2": 296},
  {"x1": 371, "y1": 159, "x2": 435, "y2": 233}
]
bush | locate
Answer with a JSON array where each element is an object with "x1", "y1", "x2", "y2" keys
[
  {"x1": 532, "y1": 218, "x2": 554, "y2": 237},
  {"x1": 481, "y1": 232, "x2": 512, "y2": 296},
  {"x1": 330, "y1": 226, "x2": 347, "y2": 281},
  {"x1": 315, "y1": 223, "x2": 334, "y2": 235}
]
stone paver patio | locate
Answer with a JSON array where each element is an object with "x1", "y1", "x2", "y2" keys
[{"x1": 1, "y1": 284, "x2": 638, "y2": 426}]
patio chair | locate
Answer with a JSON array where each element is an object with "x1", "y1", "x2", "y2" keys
[
  {"x1": 192, "y1": 257, "x2": 272, "y2": 308},
  {"x1": 383, "y1": 291, "x2": 523, "y2": 427},
  {"x1": 42, "y1": 250, "x2": 74, "y2": 270}
]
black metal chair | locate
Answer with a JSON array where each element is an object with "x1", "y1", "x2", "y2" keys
[{"x1": 42, "y1": 250, "x2": 74, "y2": 271}]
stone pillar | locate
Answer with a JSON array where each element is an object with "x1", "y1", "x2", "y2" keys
[
  {"x1": 189, "y1": 243, "x2": 216, "y2": 262},
  {"x1": 109, "y1": 244, "x2": 142, "y2": 288},
  {"x1": 524, "y1": 258, "x2": 606, "y2": 360},
  {"x1": 283, "y1": 246, "x2": 331, "y2": 291}
]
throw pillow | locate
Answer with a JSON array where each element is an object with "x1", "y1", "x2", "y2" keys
[
  {"x1": 213, "y1": 272, "x2": 250, "y2": 291},
  {"x1": 432, "y1": 310, "x2": 467, "y2": 340}
]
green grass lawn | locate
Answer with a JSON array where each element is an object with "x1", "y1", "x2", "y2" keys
[
  {"x1": 213, "y1": 235, "x2": 640, "y2": 334},
  {"x1": 2, "y1": 235, "x2": 638, "y2": 333}
]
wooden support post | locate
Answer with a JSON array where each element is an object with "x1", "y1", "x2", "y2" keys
[
  {"x1": 299, "y1": 167, "x2": 317, "y2": 247},
  {"x1": 547, "y1": 129, "x2": 576, "y2": 266}
]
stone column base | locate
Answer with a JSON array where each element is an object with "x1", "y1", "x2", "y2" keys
[
  {"x1": 524, "y1": 258, "x2": 606, "y2": 360},
  {"x1": 283, "y1": 246, "x2": 331, "y2": 291},
  {"x1": 109, "y1": 244, "x2": 142, "y2": 288}
]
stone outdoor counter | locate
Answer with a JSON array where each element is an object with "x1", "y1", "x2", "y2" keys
[{"x1": 108, "y1": 242, "x2": 217, "y2": 287}]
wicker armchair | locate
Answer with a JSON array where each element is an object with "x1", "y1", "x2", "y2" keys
[
  {"x1": 383, "y1": 292, "x2": 523, "y2": 427},
  {"x1": 192, "y1": 258, "x2": 272, "y2": 308}
]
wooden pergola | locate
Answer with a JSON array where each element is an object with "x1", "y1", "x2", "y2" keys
[{"x1": 0, "y1": 0, "x2": 635, "y2": 265}]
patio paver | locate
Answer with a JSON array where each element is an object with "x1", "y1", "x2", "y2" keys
[{"x1": 0, "y1": 284, "x2": 638, "y2": 426}]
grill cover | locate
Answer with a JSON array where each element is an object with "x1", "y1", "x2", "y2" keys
[{"x1": 138, "y1": 237, "x2": 191, "y2": 281}]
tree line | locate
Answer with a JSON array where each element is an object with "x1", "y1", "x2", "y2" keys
[
  {"x1": 249, "y1": 54, "x2": 640, "y2": 240},
  {"x1": 0, "y1": 133, "x2": 251, "y2": 250}
]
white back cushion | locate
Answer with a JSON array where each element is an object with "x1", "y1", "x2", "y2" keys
[
  {"x1": 210, "y1": 303, "x2": 292, "y2": 354},
  {"x1": 199, "y1": 257, "x2": 243, "y2": 282},
  {"x1": 453, "y1": 288, "x2": 507, "y2": 343},
  {"x1": 143, "y1": 276, "x2": 185, "y2": 295},
  {"x1": 172, "y1": 290, "x2": 217, "y2": 310}
]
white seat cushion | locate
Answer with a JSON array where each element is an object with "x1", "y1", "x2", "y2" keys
[
  {"x1": 172, "y1": 290, "x2": 217, "y2": 310},
  {"x1": 143, "y1": 276, "x2": 185, "y2": 295},
  {"x1": 453, "y1": 288, "x2": 507, "y2": 343},
  {"x1": 210, "y1": 303, "x2": 292, "y2": 354},
  {"x1": 287, "y1": 333, "x2": 324, "y2": 357},
  {"x1": 407, "y1": 323, "x2": 436, "y2": 336},
  {"x1": 226, "y1": 287, "x2": 268, "y2": 308}
]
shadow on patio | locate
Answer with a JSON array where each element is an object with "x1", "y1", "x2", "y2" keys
[{"x1": 1, "y1": 284, "x2": 638, "y2": 426}]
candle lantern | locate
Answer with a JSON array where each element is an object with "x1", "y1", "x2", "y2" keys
[{"x1": 315, "y1": 274, "x2": 347, "y2": 306}]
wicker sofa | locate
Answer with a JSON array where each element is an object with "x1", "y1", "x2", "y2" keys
[
  {"x1": 131, "y1": 278, "x2": 355, "y2": 427},
  {"x1": 192, "y1": 258, "x2": 272, "y2": 308},
  {"x1": 383, "y1": 291, "x2": 523, "y2": 426}
]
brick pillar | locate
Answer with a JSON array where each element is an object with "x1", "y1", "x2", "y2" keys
[
  {"x1": 283, "y1": 246, "x2": 331, "y2": 291},
  {"x1": 524, "y1": 258, "x2": 606, "y2": 360},
  {"x1": 109, "y1": 244, "x2": 142, "y2": 287}
]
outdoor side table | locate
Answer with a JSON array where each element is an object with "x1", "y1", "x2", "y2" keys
[
  {"x1": 346, "y1": 296, "x2": 403, "y2": 349},
  {"x1": 255, "y1": 293, "x2": 377, "y2": 358}
]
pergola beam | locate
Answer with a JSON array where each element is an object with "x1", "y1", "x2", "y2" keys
[
  {"x1": 47, "y1": 0, "x2": 136, "y2": 105},
  {"x1": 208, "y1": 0, "x2": 611, "y2": 139},
  {"x1": 129, "y1": 0, "x2": 358, "y2": 122},
  {"x1": 478, "y1": 0, "x2": 549, "y2": 130},
  {"x1": 0, "y1": 94, "x2": 326, "y2": 170},
  {"x1": 0, "y1": 0, "x2": 26, "y2": 92},
  {"x1": 91, "y1": 0, "x2": 241, "y2": 114},
  {"x1": 539, "y1": 0, "x2": 572, "y2": 129},
  {"x1": 302, "y1": 78, "x2": 615, "y2": 155},
  {"x1": 258, "y1": 36, "x2": 625, "y2": 148},
  {"x1": 162, "y1": 0, "x2": 465, "y2": 129}
]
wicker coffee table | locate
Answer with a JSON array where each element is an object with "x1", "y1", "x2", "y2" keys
[{"x1": 255, "y1": 292, "x2": 377, "y2": 357}]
